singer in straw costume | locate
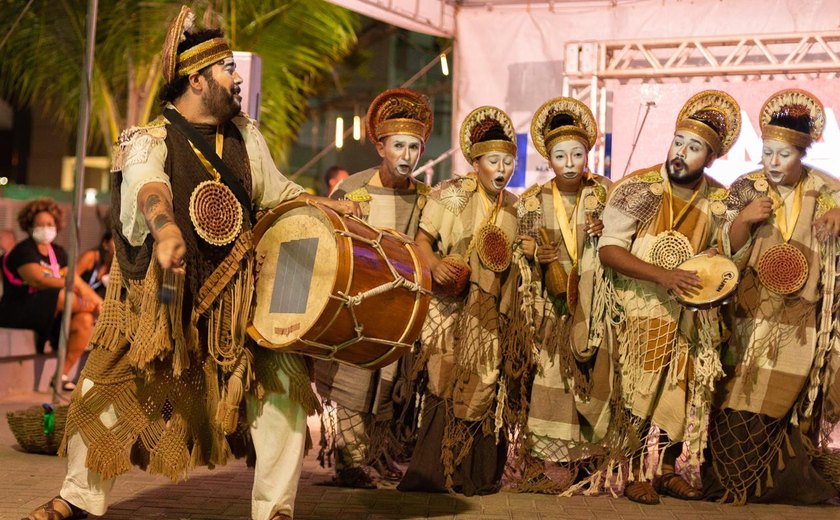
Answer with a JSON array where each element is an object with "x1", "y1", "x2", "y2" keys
[
  {"x1": 398, "y1": 106, "x2": 518, "y2": 496},
  {"x1": 507, "y1": 97, "x2": 614, "y2": 493},
  {"x1": 315, "y1": 88, "x2": 433, "y2": 488},
  {"x1": 23, "y1": 7, "x2": 358, "y2": 520},
  {"x1": 597, "y1": 90, "x2": 739, "y2": 505},
  {"x1": 704, "y1": 89, "x2": 840, "y2": 504}
]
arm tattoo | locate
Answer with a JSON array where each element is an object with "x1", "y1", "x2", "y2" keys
[
  {"x1": 152, "y1": 214, "x2": 174, "y2": 232},
  {"x1": 140, "y1": 186, "x2": 177, "y2": 237},
  {"x1": 144, "y1": 194, "x2": 162, "y2": 214}
]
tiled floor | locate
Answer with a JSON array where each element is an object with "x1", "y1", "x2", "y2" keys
[{"x1": 3, "y1": 391, "x2": 838, "y2": 519}]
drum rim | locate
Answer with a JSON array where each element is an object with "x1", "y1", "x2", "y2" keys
[
  {"x1": 249, "y1": 200, "x2": 350, "y2": 347},
  {"x1": 673, "y1": 253, "x2": 740, "y2": 309}
]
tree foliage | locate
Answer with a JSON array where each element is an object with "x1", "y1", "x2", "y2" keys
[{"x1": 0, "y1": 0, "x2": 358, "y2": 164}]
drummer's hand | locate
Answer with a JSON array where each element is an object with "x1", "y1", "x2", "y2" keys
[
  {"x1": 586, "y1": 216, "x2": 604, "y2": 237},
  {"x1": 536, "y1": 243, "x2": 558, "y2": 264},
  {"x1": 701, "y1": 247, "x2": 719, "y2": 257},
  {"x1": 518, "y1": 235, "x2": 536, "y2": 259},
  {"x1": 658, "y1": 267, "x2": 701, "y2": 297},
  {"x1": 737, "y1": 196, "x2": 773, "y2": 225},
  {"x1": 156, "y1": 229, "x2": 186, "y2": 270},
  {"x1": 814, "y1": 208, "x2": 840, "y2": 241},
  {"x1": 331, "y1": 199, "x2": 363, "y2": 218},
  {"x1": 432, "y1": 259, "x2": 460, "y2": 285}
]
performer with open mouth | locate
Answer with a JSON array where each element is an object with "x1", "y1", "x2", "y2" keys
[
  {"x1": 398, "y1": 105, "x2": 518, "y2": 496},
  {"x1": 598, "y1": 90, "x2": 740, "y2": 505}
]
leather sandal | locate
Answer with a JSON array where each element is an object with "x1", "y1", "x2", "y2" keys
[
  {"x1": 22, "y1": 496, "x2": 88, "y2": 520},
  {"x1": 624, "y1": 480, "x2": 660, "y2": 505},
  {"x1": 373, "y1": 454, "x2": 403, "y2": 481},
  {"x1": 655, "y1": 472, "x2": 702, "y2": 500}
]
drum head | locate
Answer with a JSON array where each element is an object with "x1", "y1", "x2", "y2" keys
[
  {"x1": 251, "y1": 205, "x2": 339, "y2": 347},
  {"x1": 674, "y1": 254, "x2": 739, "y2": 309}
]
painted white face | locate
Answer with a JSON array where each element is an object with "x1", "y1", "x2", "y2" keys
[
  {"x1": 666, "y1": 131, "x2": 714, "y2": 185},
  {"x1": 376, "y1": 134, "x2": 423, "y2": 178},
  {"x1": 473, "y1": 152, "x2": 515, "y2": 195},
  {"x1": 549, "y1": 140, "x2": 588, "y2": 183},
  {"x1": 762, "y1": 139, "x2": 804, "y2": 186}
]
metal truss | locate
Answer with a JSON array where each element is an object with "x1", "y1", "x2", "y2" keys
[{"x1": 561, "y1": 30, "x2": 840, "y2": 176}]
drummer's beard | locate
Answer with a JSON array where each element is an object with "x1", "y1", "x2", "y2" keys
[{"x1": 666, "y1": 158, "x2": 705, "y2": 186}]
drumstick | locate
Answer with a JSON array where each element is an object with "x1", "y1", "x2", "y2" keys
[{"x1": 159, "y1": 267, "x2": 184, "y2": 305}]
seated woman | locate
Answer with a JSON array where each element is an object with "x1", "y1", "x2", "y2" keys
[
  {"x1": 0, "y1": 198, "x2": 102, "y2": 391},
  {"x1": 76, "y1": 231, "x2": 114, "y2": 299}
]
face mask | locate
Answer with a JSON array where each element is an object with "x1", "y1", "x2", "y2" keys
[{"x1": 32, "y1": 226, "x2": 57, "y2": 244}]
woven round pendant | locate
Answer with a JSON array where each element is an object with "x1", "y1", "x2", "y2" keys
[
  {"x1": 566, "y1": 266, "x2": 580, "y2": 310},
  {"x1": 757, "y1": 243, "x2": 809, "y2": 295},
  {"x1": 476, "y1": 224, "x2": 511, "y2": 272},
  {"x1": 646, "y1": 230, "x2": 694, "y2": 270},
  {"x1": 189, "y1": 180, "x2": 243, "y2": 246}
]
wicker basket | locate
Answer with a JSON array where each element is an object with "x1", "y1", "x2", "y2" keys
[
  {"x1": 6, "y1": 404, "x2": 69, "y2": 455},
  {"x1": 812, "y1": 448, "x2": 840, "y2": 492}
]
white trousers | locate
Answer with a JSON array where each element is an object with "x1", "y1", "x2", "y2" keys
[{"x1": 59, "y1": 367, "x2": 307, "y2": 519}]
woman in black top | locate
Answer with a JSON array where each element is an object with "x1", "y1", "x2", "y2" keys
[{"x1": 0, "y1": 198, "x2": 102, "y2": 390}]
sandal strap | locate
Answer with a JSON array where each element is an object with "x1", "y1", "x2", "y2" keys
[
  {"x1": 23, "y1": 496, "x2": 82, "y2": 520},
  {"x1": 624, "y1": 480, "x2": 660, "y2": 505},
  {"x1": 656, "y1": 472, "x2": 701, "y2": 499}
]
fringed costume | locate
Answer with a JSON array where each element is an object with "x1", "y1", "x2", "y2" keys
[
  {"x1": 597, "y1": 91, "x2": 740, "y2": 492},
  {"x1": 54, "y1": 9, "x2": 316, "y2": 520},
  {"x1": 315, "y1": 87, "x2": 434, "y2": 486},
  {"x1": 506, "y1": 97, "x2": 616, "y2": 494},
  {"x1": 704, "y1": 89, "x2": 840, "y2": 505},
  {"x1": 399, "y1": 106, "x2": 519, "y2": 496}
]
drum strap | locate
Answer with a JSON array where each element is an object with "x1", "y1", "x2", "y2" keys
[{"x1": 163, "y1": 107, "x2": 252, "y2": 212}]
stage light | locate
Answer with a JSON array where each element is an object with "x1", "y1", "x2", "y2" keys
[
  {"x1": 84, "y1": 188, "x2": 97, "y2": 206},
  {"x1": 353, "y1": 115, "x2": 361, "y2": 141},
  {"x1": 0, "y1": 177, "x2": 7, "y2": 186},
  {"x1": 335, "y1": 117, "x2": 344, "y2": 149},
  {"x1": 440, "y1": 53, "x2": 449, "y2": 76}
]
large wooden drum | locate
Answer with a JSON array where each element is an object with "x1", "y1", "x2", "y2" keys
[
  {"x1": 247, "y1": 200, "x2": 432, "y2": 370},
  {"x1": 674, "y1": 254, "x2": 740, "y2": 309}
]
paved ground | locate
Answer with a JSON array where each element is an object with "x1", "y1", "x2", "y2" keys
[{"x1": 2, "y1": 391, "x2": 839, "y2": 519}]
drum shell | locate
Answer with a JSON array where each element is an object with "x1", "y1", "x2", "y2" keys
[{"x1": 248, "y1": 200, "x2": 432, "y2": 369}]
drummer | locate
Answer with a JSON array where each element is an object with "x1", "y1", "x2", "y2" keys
[
  {"x1": 704, "y1": 89, "x2": 840, "y2": 504},
  {"x1": 398, "y1": 106, "x2": 519, "y2": 496},
  {"x1": 315, "y1": 88, "x2": 434, "y2": 488},
  {"x1": 510, "y1": 97, "x2": 614, "y2": 493},
  {"x1": 597, "y1": 90, "x2": 739, "y2": 505}
]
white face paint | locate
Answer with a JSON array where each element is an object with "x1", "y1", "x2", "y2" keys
[
  {"x1": 473, "y1": 152, "x2": 515, "y2": 195},
  {"x1": 376, "y1": 134, "x2": 423, "y2": 179},
  {"x1": 549, "y1": 140, "x2": 588, "y2": 186},
  {"x1": 666, "y1": 131, "x2": 714, "y2": 185},
  {"x1": 762, "y1": 139, "x2": 804, "y2": 187}
]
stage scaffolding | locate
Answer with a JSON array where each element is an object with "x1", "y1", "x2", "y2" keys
[{"x1": 562, "y1": 31, "x2": 840, "y2": 177}]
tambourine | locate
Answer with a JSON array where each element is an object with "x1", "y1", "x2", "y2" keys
[{"x1": 673, "y1": 254, "x2": 739, "y2": 309}]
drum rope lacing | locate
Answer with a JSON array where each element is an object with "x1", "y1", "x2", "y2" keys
[{"x1": 296, "y1": 222, "x2": 431, "y2": 369}]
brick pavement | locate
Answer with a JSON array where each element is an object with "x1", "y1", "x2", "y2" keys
[{"x1": 2, "y1": 391, "x2": 839, "y2": 520}]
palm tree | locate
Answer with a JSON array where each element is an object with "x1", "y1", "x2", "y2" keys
[{"x1": 0, "y1": 0, "x2": 358, "y2": 165}]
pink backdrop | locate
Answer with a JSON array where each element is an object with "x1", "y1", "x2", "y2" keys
[{"x1": 611, "y1": 79, "x2": 840, "y2": 185}]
